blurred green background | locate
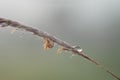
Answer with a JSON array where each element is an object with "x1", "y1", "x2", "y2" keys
[{"x1": 0, "y1": 0, "x2": 120, "y2": 80}]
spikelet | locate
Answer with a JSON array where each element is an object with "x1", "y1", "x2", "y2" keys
[
  {"x1": 11, "y1": 28, "x2": 17, "y2": 34},
  {"x1": 57, "y1": 47, "x2": 63, "y2": 54},
  {"x1": 43, "y1": 37, "x2": 54, "y2": 50}
]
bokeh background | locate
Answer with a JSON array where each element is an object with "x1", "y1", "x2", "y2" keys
[{"x1": 0, "y1": 0, "x2": 120, "y2": 80}]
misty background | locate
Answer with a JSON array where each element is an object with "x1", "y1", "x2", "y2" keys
[{"x1": 0, "y1": 0, "x2": 120, "y2": 80}]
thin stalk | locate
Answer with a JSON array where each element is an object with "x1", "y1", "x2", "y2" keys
[{"x1": 0, "y1": 18, "x2": 119, "y2": 80}]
